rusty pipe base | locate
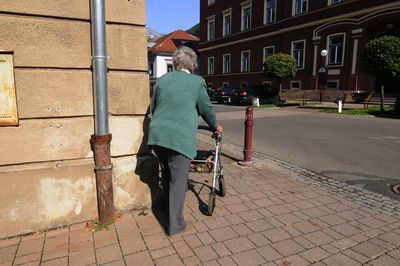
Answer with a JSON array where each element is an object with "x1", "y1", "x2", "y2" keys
[
  {"x1": 91, "y1": 134, "x2": 115, "y2": 223},
  {"x1": 238, "y1": 160, "x2": 255, "y2": 167}
]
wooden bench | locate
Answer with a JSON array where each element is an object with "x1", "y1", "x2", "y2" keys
[
  {"x1": 363, "y1": 95, "x2": 397, "y2": 109},
  {"x1": 279, "y1": 90, "x2": 310, "y2": 106},
  {"x1": 334, "y1": 92, "x2": 372, "y2": 106}
]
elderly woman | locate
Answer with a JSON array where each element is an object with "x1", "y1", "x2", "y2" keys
[{"x1": 148, "y1": 46, "x2": 223, "y2": 236}]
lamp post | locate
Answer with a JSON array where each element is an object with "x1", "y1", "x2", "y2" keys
[{"x1": 318, "y1": 49, "x2": 328, "y2": 103}]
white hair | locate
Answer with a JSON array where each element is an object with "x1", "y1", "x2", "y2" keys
[{"x1": 172, "y1": 46, "x2": 198, "y2": 71}]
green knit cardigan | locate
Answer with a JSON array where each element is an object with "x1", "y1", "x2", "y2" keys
[{"x1": 148, "y1": 71, "x2": 218, "y2": 159}]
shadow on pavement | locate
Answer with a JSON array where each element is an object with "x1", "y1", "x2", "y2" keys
[
  {"x1": 188, "y1": 179, "x2": 211, "y2": 216},
  {"x1": 134, "y1": 109, "x2": 169, "y2": 233}
]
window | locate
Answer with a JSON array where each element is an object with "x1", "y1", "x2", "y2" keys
[
  {"x1": 223, "y1": 54, "x2": 231, "y2": 73},
  {"x1": 328, "y1": 33, "x2": 345, "y2": 65},
  {"x1": 264, "y1": 0, "x2": 276, "y2": 24},
  {"x1": 293, "y1": 0, "x2": 307, "y2": 15},
  {"x1": 222, "y1": 82, "x2": 229, "y2": 87},
  {"x1": 241, "y1": 2, "x2": 252, "y2": 31},
  {"x1": 291, "y1": 40, "x2": 305, "y2": 69},
  {"x1": 208, "y1": 0, "x2": 215, "y2": 6},
  {"x1": 327, "y1": 80, "x2": 339, "y2": 89},
  {"x1": 167, "y1": 64, "x2": 173, "y2": 72},
  {"x1": 290, "y1": 81, "x2": 301, "y2": 90},
  {"x1": 222, "y1": 10, "x2": 232, "y2": 36},
  {"x1": 207, "y1": 17, "x2": 215, "y2": 41},
  {"x1": 328, "y1": 0, "x2": 343, "y2": 5},
  {"x1": 263, "y1": 46, "x2": 275, "y2": 61},
  {"x1": 207, "y1": 57, "x2": 214, "y2": 75},
  {"x1": 241, "y1": 50, "x2": 251, "y2": 72}
]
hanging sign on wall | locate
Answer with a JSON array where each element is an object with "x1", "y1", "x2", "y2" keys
[{"x1": 0, "y1": 52, "x2": 19, "y2": 126}]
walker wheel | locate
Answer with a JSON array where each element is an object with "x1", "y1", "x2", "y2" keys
[
  {"x1": 208, "y1": 192, "x2": 216, "y2": 216},
  {"x1": 217, "y1": 176, "x2": 226, "y2": 197}
]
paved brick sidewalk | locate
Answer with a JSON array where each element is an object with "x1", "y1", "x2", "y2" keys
[{"x1": 1, "y1": 140, "x2": 400, "y2": 265}]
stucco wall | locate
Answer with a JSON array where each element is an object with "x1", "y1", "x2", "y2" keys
[
  {"x1": 154, "y1": 55, "x2": 173, "y2": 78},
  {"x1": 0, "y1": 0, "x2": 155, "y2": 238}
]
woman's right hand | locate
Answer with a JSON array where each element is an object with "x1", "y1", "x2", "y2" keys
[{"x1": 216, "y1": 124, "x2": 223, "y2": 133}]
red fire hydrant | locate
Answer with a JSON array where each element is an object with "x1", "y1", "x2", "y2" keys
[{"x1": 239, "y1": 106, "x2": 254, "y2": 166}]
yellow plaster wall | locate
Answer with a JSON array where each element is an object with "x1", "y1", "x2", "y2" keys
[{"x1": 0, "y1": 0, "x2": 152, "y2": 238}]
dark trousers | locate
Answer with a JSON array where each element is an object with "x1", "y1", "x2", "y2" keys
[{"x1": 153, "y1": 146, "x2": 191, "y2": 235}]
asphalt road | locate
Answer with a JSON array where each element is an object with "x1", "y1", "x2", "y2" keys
[{"x1": 210, "y1": 104, "x2": 400, "y2": 200}]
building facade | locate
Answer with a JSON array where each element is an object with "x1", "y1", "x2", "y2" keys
[
  {"x1": 199, "y1": 0, "x2": 400, "y2": 92},
  {"x1": 0, "y1": 1, "x2": 153, "y2": 238},
  {"x1": 148, "y1": 30, "x2": 200, "y2": 87}
]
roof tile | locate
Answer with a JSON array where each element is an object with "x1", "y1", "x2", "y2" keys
[{"x1": 148, "y1": 30, "x2": 199, "y2": 53}]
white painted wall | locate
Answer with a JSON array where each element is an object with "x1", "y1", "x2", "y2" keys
[{"x1": 153, "y1": 55, "x2": 173, "y2": 79}]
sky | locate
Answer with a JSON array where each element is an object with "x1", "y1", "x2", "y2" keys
[{"x1": 146, "y1": 0, "x2": 200, "y2": 34}]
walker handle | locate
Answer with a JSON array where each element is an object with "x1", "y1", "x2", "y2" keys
[{"x1": 198, "y1": 125, "x2": 222, "y2": 141}]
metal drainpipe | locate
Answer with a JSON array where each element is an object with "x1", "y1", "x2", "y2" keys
[{"x1": 90, "y1": 0, "x2": 115, "y2": 223}]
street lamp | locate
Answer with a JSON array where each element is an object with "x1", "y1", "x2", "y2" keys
[{"x1": 318, "y1": 49, "x2": 328, "y2": 103}]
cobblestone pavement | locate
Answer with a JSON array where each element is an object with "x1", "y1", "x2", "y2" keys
[
  {"x1": 218, "y1": 139, "x2": 400, "y2": 219},
  {"x1": 1, "y1": 139, "x2": 400, "y2": 265}
]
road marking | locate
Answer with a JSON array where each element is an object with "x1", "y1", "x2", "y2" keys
[
  {"x1": 368, "y1": 136, "x2": 383, "y2": 140},
  {"x1": 369, "y1": 136, "x2": 400, "y2": 143},
  {"x1": 384, "y1": 136, "x2": 400, "y2": 140}
]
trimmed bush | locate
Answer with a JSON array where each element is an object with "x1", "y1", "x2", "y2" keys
[{"x1": 263, "y1": 53, "x2": 297, "y2": 92}]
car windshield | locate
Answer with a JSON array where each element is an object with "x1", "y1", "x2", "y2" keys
[{"x1": 239, "y1": 87, "x2": 253, "y2": 92}]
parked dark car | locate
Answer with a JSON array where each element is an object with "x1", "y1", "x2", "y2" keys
[
  {"x1": 230, "y1": 84, "x2": 279, "y2": 105},
  {"x1": 206, "y1": 87, "x2": 216, "y2": 102},
  {"x1": 214, "y1": 86, "x2": 235, "y2": 104}
]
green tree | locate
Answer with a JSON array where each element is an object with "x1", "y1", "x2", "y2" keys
[
  {"x1": 263, "y1": 53, "x2": 297, "y2": 92},
  {"x1": 186, "y1": 23, "x2": 200, "y2": 38},
  {"x1": 361, "y1": 35, "x2": 400, "y2": 111}
]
